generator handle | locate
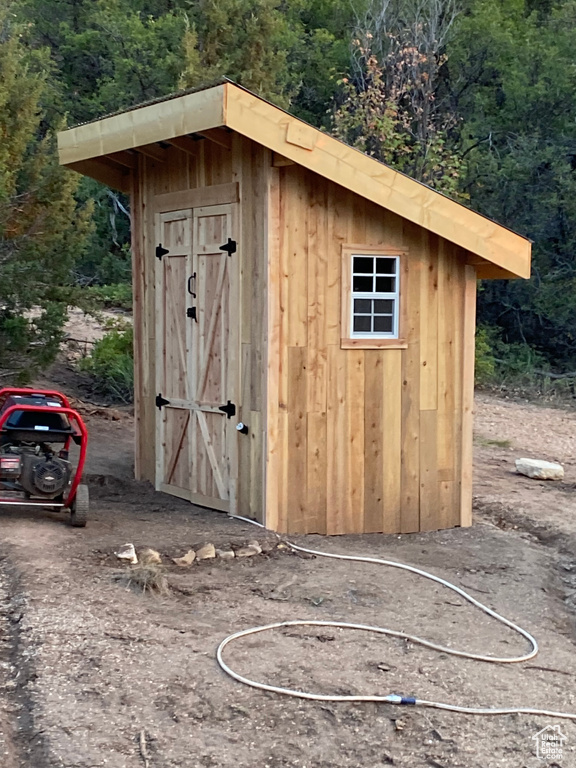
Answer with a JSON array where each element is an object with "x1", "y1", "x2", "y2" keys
[
  {"x1": 0, "y1": 388, "x2": 71, "y2": 409},
  {"x1": 0, "y1": 404, "x2": 88, "y2": 508}
]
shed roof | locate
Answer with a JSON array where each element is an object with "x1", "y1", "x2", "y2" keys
[{"x1": 57, "y1": 80, "x2": 531, "y2": 279}]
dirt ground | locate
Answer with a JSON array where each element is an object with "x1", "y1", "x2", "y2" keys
[{"x1": 2, "y1": 387, "x2": 576, "y2": 767}]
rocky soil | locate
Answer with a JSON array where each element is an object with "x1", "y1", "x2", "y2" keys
[{"x1": 1, "y1": 391, "x2": 576, "y2": 767}]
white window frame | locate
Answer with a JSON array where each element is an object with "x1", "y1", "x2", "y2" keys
[
  {"x1": 350, "y1": 254, "x2": 400, "y2": 339},
  {"x1": 341, "y1": 245, "x2": 407, "y2": 350}
]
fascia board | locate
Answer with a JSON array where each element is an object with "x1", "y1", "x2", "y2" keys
[
  {"x1": 224, "y1": 84, "x2": 531, "y2": 278},
  {"x1": 58, "y1": 85, "x2": 226, "y2": 166}
]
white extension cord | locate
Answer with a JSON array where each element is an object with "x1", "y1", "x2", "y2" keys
[{"x1": 216, "y1": 515, "x2": 576, "y2": 720}]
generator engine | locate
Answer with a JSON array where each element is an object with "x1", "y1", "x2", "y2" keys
[
  {"x1": 0, "y1": 445, "x2": 72, "y2": 498},
  {"x1": 0, "y1": 387, "x2": 88, "y2": 526}
]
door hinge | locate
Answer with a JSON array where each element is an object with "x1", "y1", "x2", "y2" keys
[
  {"x1": 156, "y1": 244, "x2": 169, "y2": 260},
  {"x1": 186, "y1": 306, "x2": 197, "y2": 321},
  {"x1": 218, "y1": 400, "x2": 236, "y2": 418},
  {"x1": 156, "y1": 393, "x2": 170, "y2": 409},
  {"x1": 219, "y1": 238, "x2": 236, "y2": 256}
]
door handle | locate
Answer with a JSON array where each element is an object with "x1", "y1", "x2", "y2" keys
[{"x1": 187, "y1": 273, "x2": 196, "y2": 297}]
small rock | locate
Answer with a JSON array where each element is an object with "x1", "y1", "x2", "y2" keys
[
  {"x1": 196, "y1": 543, "x2": 216, "y2": 561},
  {"x1": 172, "y1": 550, "x2": 196, "y2": 567},
  {"x1": 515, "y1": 458, "x2": 564, "y2": 480},
  {"x1": 139, "y1": 548, "x2": 162, "y2": 565},
  {"x1": 236, "y1": 544, "x2": 261, "y2": 558},
  {"x1": 115, "y1": 543, "x2": 138, "y2": 564},
  {"x1": 259, "y1": 539, "x2": 277, "y2": 553},
  {"x1": 247, "y1": 539, "x2": 262, "y2": 551},
  {"x1": 216, "y1": 549, "x2": 235, "y2": 561}
]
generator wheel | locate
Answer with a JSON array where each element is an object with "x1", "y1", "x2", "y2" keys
[{"x1": 70, "y1": 484, "x2": 88, "y2": 528}]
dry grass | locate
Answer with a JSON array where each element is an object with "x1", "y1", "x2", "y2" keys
[
  {"x1": 113, "y1": 563, "x2": 169, "y2": 595},
  {"x1": 474, "y1": 435, "x2": 513, "y2": 449}
]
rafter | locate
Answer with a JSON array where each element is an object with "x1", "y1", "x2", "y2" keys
[
  {"x1": 165, "y1": 136, "x2": 200, "y2": 155},
  {"x1": 107, "y1": 150, "x2": 138, "y2": 169},
  {"x1": 136, "y1": 143, "x2": 167, "y2": 162},
  {"x1": 196, "y1": 128, "x2": 232, "y2": 150}
]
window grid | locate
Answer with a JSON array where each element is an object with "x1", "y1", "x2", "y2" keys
[{"x1": 351, "y1": 255, "x2": 399, "y2": 338}]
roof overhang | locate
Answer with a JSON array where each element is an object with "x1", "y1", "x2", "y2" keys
[{"x1": 58, "y1": 81, "x2": 531, "y2": 279}]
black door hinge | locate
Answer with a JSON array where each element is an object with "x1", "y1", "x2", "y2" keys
[
  {"x1": 156, "y1": 393, "x2": 170, "y2": 409},
  {"x1": 156, "y1": 244, "x2": 169, "y2": 260},
  {"x1": 186, "y1": 306, "x2": 197, "y2": 321},
  {"x1": 218, "y1": 400, "x2": 236, "y2": 418},
  {"x1": 219, "y1": 238, "x2": 236, "y2": 256}
]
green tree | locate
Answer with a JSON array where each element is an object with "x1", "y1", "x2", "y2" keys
[
  {"x1": 448, "y1": 0, "x2": 576, "y2": 369},
  {"x1": 332, "y1": 33, "x2": 466, "y2": 199},
  {"x1": 16, "y1": 0, "x2": 191, "y2": 123},
  {"x1": 0, "y1": 10, "x2": 92, "y2": 379}
]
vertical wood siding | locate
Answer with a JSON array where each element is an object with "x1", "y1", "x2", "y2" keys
[
  {"x1": 266, "y1": 165, "x2": 470, "y2": 534},
  {"x1": 131, "y1": 137, "x2": 269, "y2": 521},
  {"x1": 132, "y1": 137, "x2": 473, "y2": 534}
]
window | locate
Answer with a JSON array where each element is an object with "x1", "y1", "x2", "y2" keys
[
  {"x1": 342, "y1": 246, "x2": 407, "y2": 348},
  {"x1": 341, "y1": 246, "x2": 407, "y2": 349},
  {"x1": 352, "y1": 255, "x2": 399, "y2": 336}
]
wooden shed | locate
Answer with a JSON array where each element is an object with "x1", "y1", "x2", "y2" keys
[{"x1": 57, "y1": 81, "x2": 531, "y2": 535}]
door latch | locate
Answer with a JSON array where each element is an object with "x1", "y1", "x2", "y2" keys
[
  {"x1": 218, "y1": 400, "x2": 236, "y2": 418},
  {"x1": 187, "y1": 307, "x2": 198, "y2": 321}
]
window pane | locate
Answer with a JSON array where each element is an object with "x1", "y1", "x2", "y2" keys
[
  {"x1": 353, "y1": 315, "x2": 371, "y2": 332},
  {"x1": 375, "y1": 276, "x2": 395, "y2": 292},
  {"x1": 353, "y1": 275, "x2": 373, "y2": 292},
  {"x1": 374, "y1": 315, "x2": 393, "y2": 333},
  {"x1": 374, "y1": 299, "x2": 394, "y2": 314},
  {"x1": 354, "y1": 298, "x2": 371, "y2": 313},
  {"x1": 353, "y1": 256, "x2": 374, "y2": 273},
  {"x1": 376, "y1": 258, "x2": 396, "y2": 275}
]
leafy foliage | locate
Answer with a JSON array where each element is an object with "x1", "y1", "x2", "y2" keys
[
  {"x1": 0, "y1": 9, "x2": 92, "y2": 379},
  {"x1": 333, "y1": 43, "x2": 466, "y2": 199},
  {"x1": 79, "y1": 325, "x2": 134, "y2": 403},
  {"x1": 6, "y1": 0, "x2": 576, "y2": 385},
  {"x1": 84, "y1": 284, "x2": 133, "y2": 312},
  {"x1": 75, "y1": 180, "x2": 131, "y2": 285},
  {"x1": 448, "y1": 0, "x2": 576, "y2": 370},
  {"x1": 475, "y1": 326, "x2": 496, "y2": 385}
]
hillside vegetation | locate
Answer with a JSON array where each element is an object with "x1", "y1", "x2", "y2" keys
[{"x1": 1, "y1": 0, "x2": 574, "y2": 394}]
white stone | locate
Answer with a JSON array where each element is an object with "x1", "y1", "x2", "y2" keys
[
  {"x1": 172, "y1": 549, "x2": 196, "y2": 567},
  {"x1": 236, "y1": 544, "x2": 261, "y2": 558},
  {"x1": 216, "y1": 549, "x2": 235, "y2": 561},
  {"x1": 115, "y1": 543, "x2": 138, "y2": 564},
  {"x1": 515, "y1": 458, "x2": 564, "y2": 480},
  {"x1": 196, "y1": 543, "x2": 216, "y2": 561}
]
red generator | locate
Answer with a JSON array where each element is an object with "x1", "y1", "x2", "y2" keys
[{"x1": 0, "y1": 388, "x2": 89, "y2": 527}]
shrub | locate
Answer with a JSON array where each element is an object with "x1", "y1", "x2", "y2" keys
[
  {"x1": 84, "y1": 283, "x2": 133, "y2": 311},
  {"x1": 79, "y1": 325, "x2": 134, "y2": 403},
  {"x1": 475, "y1": 326, "x2": 496, "y2": 385},
  {"x1": 114, "y1": 564, "x2": 169, "y2": 595}
]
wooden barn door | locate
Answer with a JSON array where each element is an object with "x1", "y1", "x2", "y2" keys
[
  {"x1": 155, "y1": 209, "x2": 193, "y2": 500},
  {"x1": 155, "y1": 203, "x2": 239, "y2": 513}
]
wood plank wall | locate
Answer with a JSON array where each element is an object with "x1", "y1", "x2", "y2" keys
[
  {"x1": 131, "y1": 136, "x2": 269, "y2": 521},
  {"x1": 266, "y1": 165, "x2": 471, "y2": 535}
]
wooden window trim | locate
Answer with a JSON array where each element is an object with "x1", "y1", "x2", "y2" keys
[{"x1": 341, "y1": 244, "x2": 408, "y2": 350}]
